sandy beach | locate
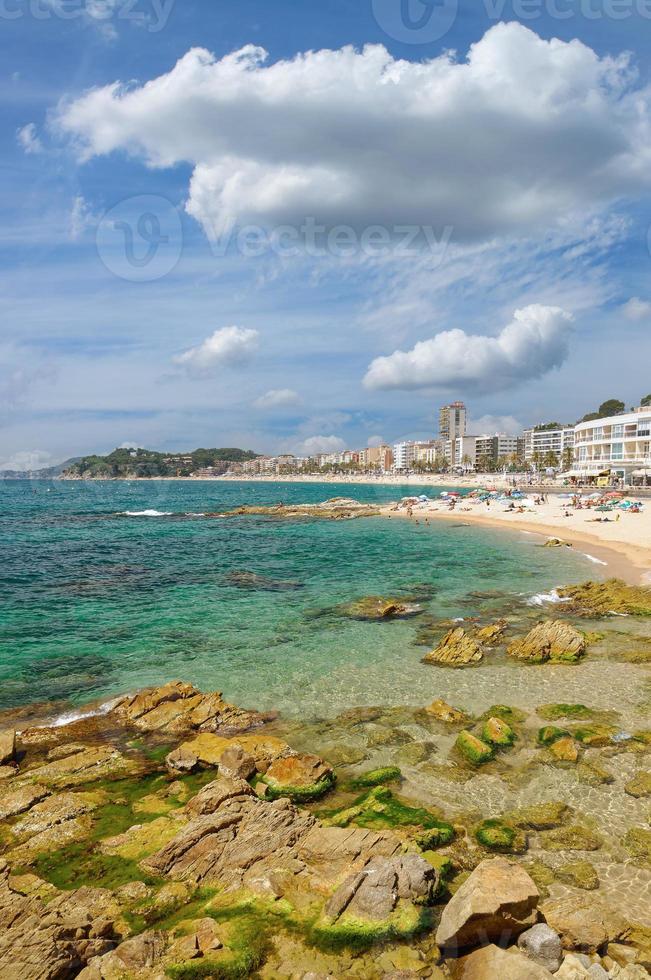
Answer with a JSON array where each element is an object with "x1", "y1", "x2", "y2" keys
[{"x1": 379, "y1": 493, "x2": 651, "y2": 586}]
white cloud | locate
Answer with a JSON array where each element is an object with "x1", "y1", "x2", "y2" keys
[
  {"x1": 297, "y1": 435, "x2": 346, "y2": 455},
  {"x1": 0, "y1": 449, "x2": 52, "y2": 472},
  {"x1": 622, "y1": 297, "x2": 651, "y2": 321},
  {"x1": 469, "y1": 415, "x2": 523, "y2": 436},
  {"x1": 363, "y1": 304, "x2": 574, "y2": 394},
  {"x1": 57, "y1": 25, "x2": 651, "y2": 245},
  {"x1": 69, "y1": 195, "x2": 95, "y2": 241},
  {"x1": 253, "y1": 388, "x2": 301, "y2": 409},
  {"x1": 174, "y1": 326, "x2": 259, "y2": 375},
  {"x1": 17, "y1": 123, "x2": 43, "y2": 155},
  {"x1": 367, "y1": 434, "x2": 385, "y2": 447}
]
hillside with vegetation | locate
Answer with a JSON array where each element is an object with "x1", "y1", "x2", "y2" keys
[{"x1": 61, "y1": 446, "x2": 259, "y2": 479}]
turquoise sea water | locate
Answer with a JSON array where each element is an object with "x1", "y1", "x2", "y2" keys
[{"x1": 0, "y1": 479, "x2": 602, "y2": 718}]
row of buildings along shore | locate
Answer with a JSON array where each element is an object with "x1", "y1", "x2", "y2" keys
[{"x1": 224, "y1": 399, "x2": 651, "y2": 486}]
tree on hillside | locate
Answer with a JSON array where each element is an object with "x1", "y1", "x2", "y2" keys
[
  {"x1": 641, "y1": 394, "x2": 651, "y2": 407},
  {"x1": 598, "y1": 399, "x2": 625, "y2": 417}
]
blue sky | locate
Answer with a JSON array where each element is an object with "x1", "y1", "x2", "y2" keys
[{"x1": 2, "y1": 0, "x2": 651, "y2": 468}]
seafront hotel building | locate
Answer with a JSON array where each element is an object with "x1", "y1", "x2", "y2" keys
[{"x1": 572, "y1": 407, "x2": 651, "y2": 484}]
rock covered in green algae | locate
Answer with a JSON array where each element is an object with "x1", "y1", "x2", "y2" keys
[
  {"x1": 455, "y1": 730, "x2": 495, "y2": 765},
  {"x1": 537, "y1": 703, "x2": 595, "y2": 721},
  {"x1": 260, "y1": 753, "x2": 336, "y2": 802},
  {"x1": 482, "y1": 717, "x2": 516, "y2": 747},
  {"x1": 538, "y1": 725, "x2": 572, "y2": 746},
  {"x1": 556, "y1": 578, "x2": 651, "y2": 617},
  {"x1": 569, "y1": 724, "x2": 619, "y2": 747},
  {"x1": 505, "y1": 801, "x2": 570, "y2": 830},
  {"x1": 539, "y1": 824, "x2": 603, "y2": 851},
  {"x1": 350, "y1": 766, "x2": 402, "y2": 789},
  {"x1": 474, "y1": 819, "x2": 527, "y2": 854},
  {"x1": 422, "y1": 627, "x2": 484, "y2": 667},
  {"x1": 508, "y1": 620, "x2": 588, "y2": 664},
  {"x1": 555, "y1": 860, "x2": 600, "y2": 890},
  {"x1": 324, "y1": 786, "x2": 454, "y2": 845}
]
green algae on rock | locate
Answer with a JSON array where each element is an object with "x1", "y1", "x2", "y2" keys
[
  {"x1": 537, "y1": 703, "x2": 595, "y2": 721},
  {"x1": 349, "y1": 766, "x2": 402, "y2": 789},
  {"x1": 508, "y1": 620, "x2": 587, "y2": 664},
  {"x1": 555, "y1": 860, "x2": 600, "y2": 890},
  {"x1": 538, "y1": 725, "x2": 572, "y2": 746},
  {"x1": 474, "y1": 818, "x2": 527, "y2": 854},
  {"x1": 556, "y1": 578, "x2": 651, "y2": 617},
  {"x1": 539, "y1": 824, "x2": 604, "y2": 851},
  {"x1": 505, "y1": 801, "x2": 570, "y2": 830},
  {"x1": 481, "y1": 717, "x2": 516, "y2": 747},
  {"x1": 259, "y1": 753, "x2": 336, "y2": 802},
  {"x1": 455, "y1": 731, "x2": 495, "y2": 765},
  {"x1": 322, "y1": 786, "x2": 454, "y2": 844}
]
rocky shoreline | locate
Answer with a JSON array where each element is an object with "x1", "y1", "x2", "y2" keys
[{"x1": 0, "y1": 605, "x2": 649, "y2": 980}]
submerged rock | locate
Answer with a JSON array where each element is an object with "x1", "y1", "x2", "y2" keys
[
  {"x1": 223, "y1": 570, "x2": 303, "y2": 591},
  {"x1": 540, "y1": 894, "x2": 629, "y2": 952},
  {"x1": 539, "y1": 824, "x2": 603, "y2": 852},
  {"x1": 623, "y1": 827, "x2": 651, "y2": 866},
  {"x1": 624, "y1": 771, "x2": 651, "y2": 798},
  {"x1": 338, "y1": 596, "x2": 422, "y2": 621},
  {"x1": 436, "y1": 857, "x2": 539, "y2": 950},
  {"x1": 422, "y1": 628, "x2": 484, "y2": 667},
  {"x1": 506, "y1": 802, "x2": 570, "y2": 830},
  {"x1": 555, "y1": 861, "x2": 600, "y2": 890},
  {"x1": 508, "y1": 621, "x2": 587, "y2": 664}
]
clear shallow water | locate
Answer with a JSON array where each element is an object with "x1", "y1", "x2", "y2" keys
[{"x1": 0, "y1": 479, "x2": 602, "y2": 716}]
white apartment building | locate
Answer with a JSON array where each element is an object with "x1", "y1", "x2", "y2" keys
[
  {"x1": 573, "y1": 407, "x2": 651, "y2": 484},
  {"x1": 393, "y1": 440, "x2": 442, "y2": 471},
  {"x1": 523, "y1": 425, "x2": 575, "y2": 465}
]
